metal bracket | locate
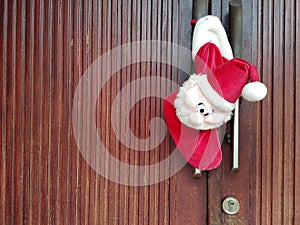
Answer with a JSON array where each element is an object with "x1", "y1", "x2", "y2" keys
[
  {"x1": 192, "y1": 0, "x2": 208, "y2": 22},
  {"x1": 192, "y1": 0, "x2": 209, "y2": 179},
  {"x1": 229, "y1": 0, "x2": 243, "y2": 173}
]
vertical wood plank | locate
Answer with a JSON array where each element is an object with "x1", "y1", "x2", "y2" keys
[
  {"x1": 295, "y1": 0, "x2": 300, "y2": 224},
  {"x1": 259, "y1": 1, "x2": 274, "y2": 224},
  {"x1": 0, "y1": 1, "x2": 8, "y2": 224},
  {"x1": 283, "y1": 1, "x2": 296, "y2": 224},
  {"x1": 254, "y1": 0, "x2": 263, "y2": 223},
  {"x1": 255, "y1": 0, "x2": 299, "y2": 224},
  {"x1": 46, "y1": 1, "x2": 54, "y2": 223},
  {"x1": 272, "y1": 1, "x2": 284, "y2": 224}
]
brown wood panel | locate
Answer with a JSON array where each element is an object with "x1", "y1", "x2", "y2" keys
[
  {"x1": 3, "y1": 0, "x2": 300, "y2": 224},
  {"x1": 206, "y1": 1, "x2": 257, "y2": 225},
  {"x1": 207, "y1": 0, "x2": 300, "y2": 224},
  {"x1": 255, "y1": 0, "x2": 299, "y2": 224},
  {"x1": 295, "y1": 1, "x2": 300, "y2": 224},
  {"x1": 0, "y1": 0, "x2": 207, "y2": 225}
]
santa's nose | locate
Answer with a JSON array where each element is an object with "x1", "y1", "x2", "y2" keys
[
  {"x1": 203, "y1": 109, "x2": 214, "y2": 116},
  {"x1": 189, "y1": 112, "x2": 204, "y2": 125}
]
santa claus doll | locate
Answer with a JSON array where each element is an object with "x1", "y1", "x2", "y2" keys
[{"x1": 164, "y1": 16, "x2": 267, "y2": 171}]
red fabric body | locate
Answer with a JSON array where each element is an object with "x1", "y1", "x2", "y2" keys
[
  {"x1": 163, "y1": 91, "x2": 222, "y2": 170},
  {"x1": 163, "y1": 43, "x2": 230, "y2": 170}
]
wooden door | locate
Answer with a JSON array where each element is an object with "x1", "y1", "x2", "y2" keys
[
  {"x1": 1, "y1": 0, "x2": 299, "y2": 225},
  {"x1": 206, "y1": 0, "x2": 300, "y2": 224}
]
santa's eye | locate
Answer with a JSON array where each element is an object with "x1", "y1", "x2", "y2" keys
[
  {"x1": 197, "y1": 103, "x2": 205, "y2": 113},
  {"x1": 197, "y1": 103, "x2": 215, "y2": 117}
]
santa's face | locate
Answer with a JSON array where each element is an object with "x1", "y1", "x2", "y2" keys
[{"x1": 174, "y1": 80, "x2": 232, "y2": 130}]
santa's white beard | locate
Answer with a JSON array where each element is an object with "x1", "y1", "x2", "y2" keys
[{"x1": 174, "y1": 79, "x2": 232, "y2": 130}]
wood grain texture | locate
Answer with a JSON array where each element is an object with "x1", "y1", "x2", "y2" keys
[
  {"x1": 207, "y1": 0, "x2": 300, "y2": 224},
  {"x1": 295, "y1": 1, "x2": 300, "y2": 224},
  {"x1": 254, "y1": 0, "x2": 299, "y2": 224},
  {"x1": 0, "y1": 0, "x2": 207, "y2": 225},
  {"x1": 207, "y1": 1, "x2": 257, "y2": 225},
  {"x1": 2, "y1": 0, "x2": 300, "y2": 224}
]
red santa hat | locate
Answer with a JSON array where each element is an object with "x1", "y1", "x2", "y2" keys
[
  {"x1": 193, "y1": 56, "x2": 267, "y2": 112},
  {"x1": 191, "y1": 16, "x2": 267, "y2": 107}
]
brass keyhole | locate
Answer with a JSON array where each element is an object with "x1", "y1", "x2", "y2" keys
[
  {"x1": 222, "y1": 197, "x2": 240, "y2": 215},
  {"x1": 228, "y1": 200, "x2": 235, "y2": 211}
]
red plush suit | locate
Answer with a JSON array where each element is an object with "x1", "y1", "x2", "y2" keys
[
  {"x1": 164, "y1": 42, "x2": 267, "y2": 170},
  {"x1": 164, "y1": 92, "x2": 222, "y2": 170},
  {"x1": 164, "y1": 43, "x2": 226, "y2": 170},
  {"x1": 164, "y1": 16, "x2": 267, "y2": 171}
]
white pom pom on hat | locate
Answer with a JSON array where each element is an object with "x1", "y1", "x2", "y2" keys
[
  {"x1": 241, "y1": 81, "x2": 268, "y2": 102},
  {"x1": 239, "y1": 62, "x2": 267, "y2": 102}
]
